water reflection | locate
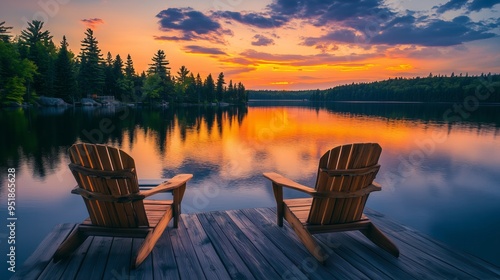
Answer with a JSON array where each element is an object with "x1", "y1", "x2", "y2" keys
[{"x1": 1, "y1": 102, "x2": 500, "y2": 274}]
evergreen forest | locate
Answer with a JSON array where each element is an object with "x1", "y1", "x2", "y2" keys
[
  {"x1": 249, "y1": 73, "x2": 500, "y2": 103},
  {"x1": 0, "y1": 20, "x2": 248, "y2": 106}
]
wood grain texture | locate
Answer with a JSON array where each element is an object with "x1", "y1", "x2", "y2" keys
[{"x1": 14, "y1": 208, "x2": 500, "y2": 279}]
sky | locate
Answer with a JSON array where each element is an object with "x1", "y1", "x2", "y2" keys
[{"x1": 1, "y1": 0, "x2": 499, "y2": 90}]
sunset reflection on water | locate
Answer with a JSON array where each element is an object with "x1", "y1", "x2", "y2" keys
[{"x1": 1, "y1": 102, "x2": 500, "y2": 271}]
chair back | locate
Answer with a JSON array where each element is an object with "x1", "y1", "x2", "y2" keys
[
  {"x1": 68, "y1": 143, "x2": 148, "y2": 228},
  {"x1": 307, "y1": 143, "x2": 382, "y2": 224}
]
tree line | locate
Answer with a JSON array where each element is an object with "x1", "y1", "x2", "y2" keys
[
  {"x1": 311, "y1": 74, "x2": 500, "y2": 103},
  {"x1": 0, "y1": 20, "x2": 248, "y2": 106},
  {"x1": 249, "y1": 74, "x2": 499, "y2": 103}
]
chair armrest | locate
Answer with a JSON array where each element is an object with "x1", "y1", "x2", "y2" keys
[
  {"x1": 312, "y1": 182, "x2": 382, "y2": 198},
  {"x1": 263, "y1": 172, "x2": 315, "y2": 195},
  {"x1": 141, "y1": 174, "x2": 193, "y2": 197}
]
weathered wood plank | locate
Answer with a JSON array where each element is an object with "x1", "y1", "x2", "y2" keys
[
  {"x1": 315, "y1": 232, "x2": 412, "y2": 280},
  {"x1": 75, "y1": 236, "x2": 112, "y2": 280},
  {"x1": 151, "y1": 227, "x2": 180, "y2": 280},
  {"x1": 182, "y1": 214, "x2": 231, "y2": 279},
  {"x1": 12, "y1": 223, "x2": 76, "y2": 280},
  {"x1": 168, "y1": 216, "x2": 206, "y2": 280},
  {"x1": 101, "y1": 237, "x2": 134, "y2": 279},
  {"x1": 364, "y1": 209, "x2": 500, "y2": 279},
  {"x1": 197, "y1": 212, "x2": 256, "y2": 280},
  {"x1": 207, "y1": 211, "x2": 282, "y2": 279},
  {"x1": 226, "y1": 209, "x2": 310, "y2": 279},
  {"x1": 130, "y1": 238, "x2": 155, "y2": 280},
  {"x1": 57, "y1": 237, "x2": 94, "y2": 280},
  {"x1": 259, "y1": 207, "x2": 370, "y2": 279},
  {"x1": 15, "y1": 207, "x2": 500, "y2": 280},
  {"x1": 241, "y1": 208, "x2": 338, "y2": 280},
  {"x1": 336, "y1": 231, "x2": 448, "y2": 280},
  {"x1": 38, "y1": 237, "x2": 92, "y2": 280}
]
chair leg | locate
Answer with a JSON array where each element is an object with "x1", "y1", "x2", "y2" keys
[
  {"x1": 360, "y1": 222, "x2": 400, "y2": 257},
  {"x1": 133, "y1": 207, "x2": 173, "y2": 268},
  {"x1": 284, "y1": 206, "x2": 328, "y2": 264},
  {"x1": 53, "y1": 226, "x2": 88, "y2": 262},
  {"x1": 272, "y1": 183, "x2": 284, "y2": 227}
]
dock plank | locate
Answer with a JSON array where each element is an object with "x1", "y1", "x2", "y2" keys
[
  {"x1": 197, "y1": 212, "x2": 256, "y2": 280},
  {"x1": 14, "y1": 208, "x2": 500, "y2": 280},
  {"x1": 150, "y1": 227, "x2": 180, "y2": 280},
  {"x1": 255, "y1": 207, "x2": 370, "y2": 280},
  {"x1": 169, "y1": 217, "x2": 206, "y2": 280},
  {"x1": 204, "y1": 211, "x2": 282, "y2": 279},
  {"x1": 12, "y1": 223, "x2": 76, "y2": 280},
  {"x1": 365, "y1": 208, "x2": 500, "y2": 279},
  {"x1": 225, "y1": 209, "x2": 309, "y2": 280},
  {"x1": 75, "y1": 236, "x2": 112, "y2": 280},
  {"x1": 182, "y1": 214, "x2": 232, "y2": 279}
]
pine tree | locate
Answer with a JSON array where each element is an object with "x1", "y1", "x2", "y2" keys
[
  {"x1": 53, "y1": 36, "x2": 76, "y2": 102},
  {"x1": 19, "y1": 20, "x2": 56, "y2": 98},
  {"x1": 78, "y1": 28, "x2": 104, "y2": 96},
  {"x1": 0, "y1": 21, "x2": 13, "y2": 42},
  {"x1": 147, "y1": 50, "x2": 170, "y2": 78},
  {"x1": 195, "y1": 73, "x2": 203, "y2": 103},
  {"x1": 176, "y1": 65, "x2": 190, "y2": 84},
  {"x1": 124, "y1": 54, "x2": 135, "y2": 79},
  {"x1": 216, "y1": 72, "x2": 225, "y2": 102},
  {"x1": 227, "y1": 80, "x2": 234, "y2": 103},
  {"x1": 103, "y1": 51, "x2": 114, "y2": 96},
  {"x1": 174, "y1": 65, "x2": 190, "y2": 102},
  {"x1": 145, "y1": 50, "x2": 172, "y2": 102},
  {"x1": 204, "y1": 74, "x2": 215, "y2": 103}
]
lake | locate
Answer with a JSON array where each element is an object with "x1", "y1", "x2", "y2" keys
[{"x1": 1, "y1": 101, "x2": 499, "y2": 277}]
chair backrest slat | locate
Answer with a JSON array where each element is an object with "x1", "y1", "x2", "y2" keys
[
  {"x1": 307, "y1": 143, "x2": 382, "y2": 225},
  {"x1": 68, "y1": 143, "x2": 148, "y2": 228}
]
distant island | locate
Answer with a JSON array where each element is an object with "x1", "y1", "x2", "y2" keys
[{"x1": 249, "y1": 73, "x2": 500, "y2": 103}]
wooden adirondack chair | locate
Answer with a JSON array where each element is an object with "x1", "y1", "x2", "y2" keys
[
  {"x1": 52, "y1": 143, "x2": 193, "y2": 268},
  {"x1": 263, "y1": 143, "x2": 399, "y2": 264}
]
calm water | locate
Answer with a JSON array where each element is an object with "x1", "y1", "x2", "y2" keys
[{"x1": 1, "y1": 101, "x2": 500, "y2": 277}]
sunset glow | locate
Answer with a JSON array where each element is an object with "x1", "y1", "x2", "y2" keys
[{"x1": 2, "y1": 0, "x2": 499, "y2": 90}]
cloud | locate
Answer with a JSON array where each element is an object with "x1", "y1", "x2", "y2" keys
[
  {"x1": 370, "y1": 16, "x2": 496, "y2": 46},
  {"x1": 435, "y1": 0, "x2": 469, "y2": 13},
  {"x1": 251, "y1": 34, "x2": 275, "y2": 46},
  {"x1": 154, "y1": 1, "x2": 499, "y2": 49},
  {"x1": 213, "y1": 11, "x2": 288, "y2": 28},
  {"x1": 81, "y1": 18, "x2": 104, "y2": 29},
  {"x1": 467, "y1": 0, "x2": 500, "y2": 12},
  {"x1": 268, "y1": 0, "x2": 394, "y2": 26},
  {"x1": 298, "y1": 4, "x2": 496, "y2": 47},
  {"x1": 183, "y1": 45, "x2": 227, "y2": 55},
  {"x1": 155, "y1": 8, "x2": 231, "y2": 44}
]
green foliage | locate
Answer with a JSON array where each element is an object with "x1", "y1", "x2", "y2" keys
[
  {"x1": 53, "y1": 36, "x2": 77, "y2": 101},
  {"x1": 250, "y1": 75, "x2": 500, "y2": 104},
  {"x1": 19, "y1": 20, "x2": 57, "y2": 98},
  {"x1": 142, "y1": 74, "x2": 163, "y2": 101},
  {"x1": 79, "y1": 28, "x2": 104, "y2": 96},
  {"x1": 248, "y1": 90, "x2": 313, "y2": 100},
  {"x1": 0, "y1": 41, "x2": 37, "y2": 105},
  {"x1": 311, "y1": 75, "x2": 500, "y2": 103},
  {"x1": 216, "y1": 72, "x2": 225, "y2": 101},
  {"x1": 204, "y1": 74, "x2": 215, "y2": 102}
]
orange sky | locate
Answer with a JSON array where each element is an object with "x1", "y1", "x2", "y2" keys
[{"x1": 2, "y1": 0, "x2": 499, "y2": 90}]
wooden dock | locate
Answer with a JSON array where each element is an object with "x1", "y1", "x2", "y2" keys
[{"x1": 13, "y1": 207, "x2": 500, "y2": 279}]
